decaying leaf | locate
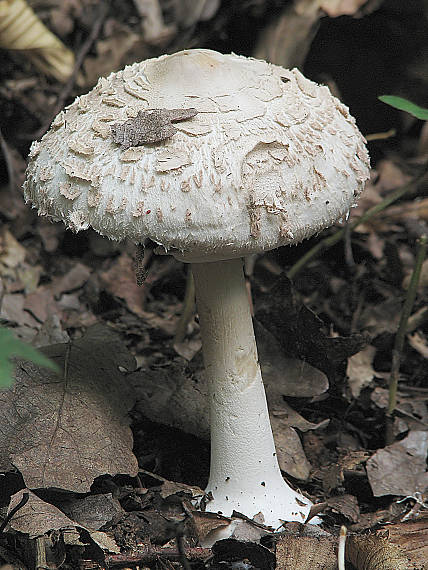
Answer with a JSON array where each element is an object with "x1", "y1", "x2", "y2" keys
[
  {"x1": 376, "y1": 512, "x2": 428, "y2": 568},
  {"x1": 255, "y1": 274, "x2": 368, "y2": 379},
  {"x1": 6, "y1": 488, "x2": 121, "y2": 555},
  {"x1": 7, "y1": 489, "x2": 76, "y2": 538},
  {"x1": 111, "y1": 108, "x2": 198, "y2": 148},
  {"x1": 326, "y1": 494, "x2": 360, "y2": 523},
  {"x1": 346, "y1": 533, "x2": 409, "y2": 570},
  {"x1": 366, "y1": 431, "x2": 428, "y2": 497},
  {"x1": 256, "y1": 322, "x2": 329, "y2": 398},
  {"x1": 0, "y1": 325, "x2": 138, "y2": 492},
  {"x1": 269, "y1": 419, "x2": 312, "y2": 480},
  {"x1": 99, "y1": 253, "x2": 147, "y2": 317},
  {"x1": 60, "y1": 493, "x2": 123, "y2": 530},
  {"x1": 346, "y1": 345, "x2": 376, "y2": 398},
  {"x1": 276, "y1": 535, "x2": 337, "y2": 570}
]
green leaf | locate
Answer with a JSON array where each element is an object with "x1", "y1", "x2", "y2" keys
[
  {"x1": 378, "y1": 95, "x2": 428, "y2": 120},
  {"x1": 0, "y1": 327, "x2": 60, "y2": 388}
]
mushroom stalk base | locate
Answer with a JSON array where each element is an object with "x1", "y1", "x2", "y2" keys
[{"x1": 192, "y1": 258, "x2": 311, "y2": 528}]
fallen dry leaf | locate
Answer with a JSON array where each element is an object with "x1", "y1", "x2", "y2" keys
[
  {"x1": 269, "y1": 420, "x2": 311, "y2": 480},
  {"x1": 99, "y1": 252, "x2": 146, "y2": 317},
  {"x1": 276, "y1": 535, "x2": 337, "y2": 570},
  {"x1": 366, "y1": 431, "x2": 428, "y2": 497},
  {"x1": 346, "y1": 345, "x2": 376, "y2": 398},
  {"x1": 60, "y1": 493, "x2": 123, "y2": 530},
  {"x1": 0, "y1": 325, "x2": 138, "y2": 492},
  {"x1": 49, "y1": 262, "x2": 91, "y2": 297},
  {"x1": 326, "y1": 494, "x2": 360, "y2": 523},
  {"x1": 377, "y1": 511, "x2": 428, "y2": 568},
  {"x1": 346, "y1": 533, "x2": 409, "y2": 570},
  {"x1": 7, "y1": 488, "x2": 121, "y2": 555},
  {"x1": 256, "y1": 322, "x2": 329, "y2": 398},
  {"x1": 0, "y1": 228, "x2": 26, "y2": 268},
  {"x1": 0, "y1": 293, "x2": 40, "y2": 328},
  {"x1": 7, "y1": 489, "x2": 76, "y2": 538}
]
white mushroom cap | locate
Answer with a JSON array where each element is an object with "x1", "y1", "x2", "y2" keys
[{"x1": 24, "y1": 49, "x2": 370, "y2": 262}]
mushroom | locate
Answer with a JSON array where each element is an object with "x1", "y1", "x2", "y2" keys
[{"x1": 24, "y1": 49, "x2": 370, "y2": 528}]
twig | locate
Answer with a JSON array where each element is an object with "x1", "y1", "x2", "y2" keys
[
  {"x1": 104, "y1": 546, "x2": 211, "y2": 568},
  {"x1": 287, "y1": 165, "x2": 428, "y2": 280},
  {"x1": 31, "y1": 4, "x2": 108, "y2": 140},
  {"x1": 0, "y1": 127, "x2": 17, "y2": 192},
  {"x1": 387, "y1": 235, "x2": 427, "y2": 429},
  {"x1": 338, "y1": 526, "x2": 347, "y2": 570},
  {"x1": 365, "y1": 128, "x2": 396, "y2": 141}
]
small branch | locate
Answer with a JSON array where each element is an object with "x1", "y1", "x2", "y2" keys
[
  {"x1": 387, "y1": 235, "x2": 427, "y2": 423},
  {"x1": 104, "y1": 546, "x2": 211, "y2": 568},
  {"x1": 287, "y1": 165, "x2": 428, "y2": 280}
]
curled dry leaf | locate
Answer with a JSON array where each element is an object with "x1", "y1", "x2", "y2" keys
[
  {"x1": 346, "y1": 533, "x2": 409, "y2": 570},
  {"x1": 111, "y1": 108, "x2": 198, "y2": 148},
  {"x1": 7, "y1": 489, "x2": 121, "y2": 554},
  {"x1": 0, "y1": 325, "x2": 138, "y2": 492}
]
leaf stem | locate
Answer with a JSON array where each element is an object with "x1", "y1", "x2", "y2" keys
[{"x1": 387, "y1": 234, "x2": 427, "y2": 419}]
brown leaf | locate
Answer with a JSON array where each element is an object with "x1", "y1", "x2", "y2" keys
[
  {"x1": 111, "y1": 108, "x2": 198, "y2": 149},
  {"x1": 7, "y1": 489, "x2": 76, "y2": 538},
  {"x1": 270, "y1": 420, "x2": 311, "y2": 480},
  {"x1": 0, "y1": 229, "x2": 26, "y2": 268},
  {"x1": 376, "y1": 512, "x2": 428, "y2": 568},
  {"x1": 24, "y1": 287, "x2": 58, "y2": 322},
  {"x1": 346, "y1": 533, "x2": 409, "y2": 570},
  {"x1": 276, "y1": 535, "x2": 337, "y2": 570},
  {"x1": 326, "y1": 494, "x2": 360, "y2": 523},
  {"x1": 346, "y1": 345, "x2": 376, "y2": 398},
  {"x1": 0, "y1": 293, "x2": 40, "y2": 328},
  {"x1": 99, "y1": 253, "x2": 146, "y2": 317},
  {"x1": 191, "y1": 511, "x2": 233, "y2": 545},
  {"x1": 256, "y1": 322, "x2": 329, "y2": 399},
  {"x1": 60, "y1": 493, "x2": 123, "y2": 530},
  {"x1": 0, "y1": 325, "x2": 138, "y2": 491},
  {"x1": 366, "y1": 431, "x2": 428, "y2": 497},
  {"x1": 256, "y1": 274, "x2": 368, "y2": 379},
  {"x1": 49, "y1": 262, "x2": 91, "y2": 297}
]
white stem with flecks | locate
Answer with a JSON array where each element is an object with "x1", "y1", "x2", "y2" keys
[{"x1": 192, "y1": 257, "x2": 312, "y2": 528}]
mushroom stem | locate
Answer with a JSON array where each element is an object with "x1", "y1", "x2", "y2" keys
[{"x1": 192, "y1": 258, "x2": 312, "y2": 527}]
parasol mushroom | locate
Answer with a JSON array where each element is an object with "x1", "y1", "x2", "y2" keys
[{"x1": 24, "y1": 49, "x2": 370, "y2": 528}]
